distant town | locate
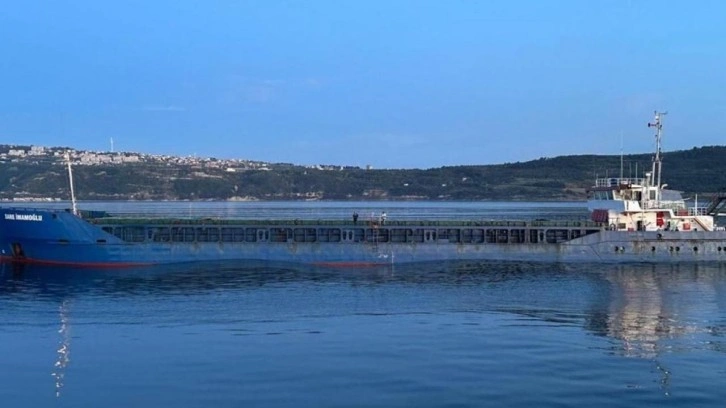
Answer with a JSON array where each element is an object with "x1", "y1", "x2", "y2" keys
[
  {"x1": 0, "y1": 144, "x2": 360, "y2": 172},
  {"x1": 0, "y1": 144, "x2": 384, "y2": 202}
]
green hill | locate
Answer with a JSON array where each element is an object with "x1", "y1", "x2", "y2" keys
[{"x1": 1, "y1": 145, "x2": 725, "y2": 201}]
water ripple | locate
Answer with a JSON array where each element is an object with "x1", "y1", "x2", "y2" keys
[{"x1": 2, "y1": 260, "x2": 726, "y2": 406}]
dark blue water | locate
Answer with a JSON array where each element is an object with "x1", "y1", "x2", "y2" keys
[{"x1": 2, "y1": 261, "x2": 726, "y2": 407}]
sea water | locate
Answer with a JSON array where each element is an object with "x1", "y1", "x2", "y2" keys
[{"x1": 1, "y1": 202, "x2": 725, "y2": 407}]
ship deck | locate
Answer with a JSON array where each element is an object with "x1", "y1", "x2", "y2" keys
[{"x1": 86, "y1": 215, "x2": 600, "y2": 229}]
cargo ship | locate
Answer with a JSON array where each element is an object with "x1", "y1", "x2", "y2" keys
[{"x1": 1, "y1": 112, "x2": 725, "y2": 267}]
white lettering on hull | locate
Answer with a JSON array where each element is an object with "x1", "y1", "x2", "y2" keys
[{"x1": 4, "y1": 213, "x2": 43, "y2": 221}]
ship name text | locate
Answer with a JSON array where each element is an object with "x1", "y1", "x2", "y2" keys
[{"x1": 4, "y1": 213, "x2": 43, "y2": 221}]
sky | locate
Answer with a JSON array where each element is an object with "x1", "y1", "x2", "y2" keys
[{"x1": 1, "y1": 0, "x2": 726, "y2": 169}]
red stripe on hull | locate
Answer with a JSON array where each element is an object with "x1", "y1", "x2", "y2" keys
[
  {"x1": 0, "y1": 255, "x2": 154, "y2": 269},
  {"x1": 0, "y1": 256, "x2": 390, "y2": 269},
  {"x1": 312, "y1": 261, "x2": 390, "y2": 267}
]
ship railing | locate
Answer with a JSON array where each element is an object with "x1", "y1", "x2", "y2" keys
[
  {"x1": 689, "y1": 207, "x2": 710, "y2": 216},
  {"x1": 594, "y1": 177, "x2": 645, "y2": 188},
  {"x1": 638, "y1": 201, "x2": 711, "y2": 217},
  {"x1": 87, "y1": 216, "x2": 602, "y2": 229}
]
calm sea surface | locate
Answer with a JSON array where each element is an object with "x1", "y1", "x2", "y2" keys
[{"x1": 1, "y1": 202, "x2": 726, "y2": 407}]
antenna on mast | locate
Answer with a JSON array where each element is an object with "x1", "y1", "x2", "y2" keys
[
  {"x1": 647, "y1": 110, "x2": 667, "y2": 202},
  {"x1": 65, "y1": 151, "x2": 78, "y2": 216},
  {"x1": 619, "y1": 130, "x2": 624, "y2": 180}
]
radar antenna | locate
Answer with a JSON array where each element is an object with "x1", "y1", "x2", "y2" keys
[{"x1": 647, "y1": 111, "x2": 667, "y2": 203}]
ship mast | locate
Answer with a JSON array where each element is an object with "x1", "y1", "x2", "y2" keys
[
  {"x1": 647, "y1": 111, "x2": 667, "y2": 204},
  {"x1": 65, "y1": 151, "x2": 78, "y2": 216}
]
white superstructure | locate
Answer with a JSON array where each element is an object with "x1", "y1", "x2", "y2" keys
[{"x1": 587, "y1": 111, "x2": 715, "y2": 232}]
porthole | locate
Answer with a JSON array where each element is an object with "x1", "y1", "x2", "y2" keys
[
  {"x1": 669, "y1": 246, "x2": 674, "y2": 252},
  {"x1": 693, "y1": 246, "x2": 698, "y2": 252},
  {"x1": 651, "y1": 246, "x2": 656, "y2": 252},
  {"x1": 676, "y1": 247, "x2": 680, "y2": 252},
  {"x1": 719, "y1": 247, "x2": 723, "y2": 252}
]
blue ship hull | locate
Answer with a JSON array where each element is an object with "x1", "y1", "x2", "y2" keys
[{"x1": 1, "y1": 207, "x2": 726, "y2": 266}]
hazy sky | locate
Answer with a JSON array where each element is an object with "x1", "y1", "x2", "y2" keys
[{"x1": 2, "y1": 0, "x2": 725, "y2": 169}]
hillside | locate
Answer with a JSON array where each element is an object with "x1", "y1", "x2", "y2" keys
[{"x1": 1, "y1": 145, "x2": 725, "y2": 201}]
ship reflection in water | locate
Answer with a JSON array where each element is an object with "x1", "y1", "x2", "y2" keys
[
  {"x1": 1, "y1": 260, "x2": 725, "y2": 406},
  {"x1": 601, "y1": 264, "x2": 725, "y2": 359},
  {"x1": 595, "y1": 264, "x2": 726, "y2": 396}
]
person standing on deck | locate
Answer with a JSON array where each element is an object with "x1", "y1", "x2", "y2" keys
[
  {"x1": 381, "y1": 211, "x2": 387, "y2": 225},
  {"x1": 353, "y1": 212, "x2": 359, "y2": 224}
]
